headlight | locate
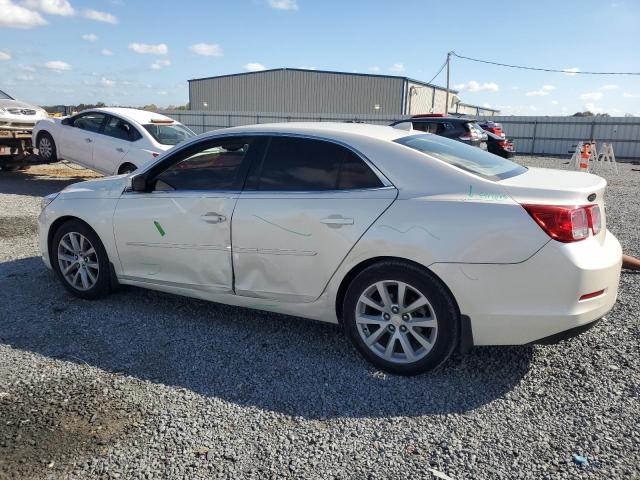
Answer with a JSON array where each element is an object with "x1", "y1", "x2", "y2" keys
[{"x1": 41, "y1": 192, "x2": 59, "y2": 211}]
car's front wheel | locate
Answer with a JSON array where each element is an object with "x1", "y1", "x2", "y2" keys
[
  {"x1": 51, "y1": 220, "x2": 110, "y2": 299},
  {"x1": 37, "y1": 132, "x2": 57, "y2": 163},
  {"x1": 342, "y1": 261, "x2": 459, "y2": 375}
]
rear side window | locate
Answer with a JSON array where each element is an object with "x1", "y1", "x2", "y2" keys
[
  {"x1": 103, "y1": 116, "x2": 141, "y2": 141},
  {"x1": 257, "y1": 137, "x2": 383, "y2": 191},
  {"x1": 395, "y1": 134, "x2": 526, "y2": 180}
]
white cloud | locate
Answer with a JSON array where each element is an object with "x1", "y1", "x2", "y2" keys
[
  {"x1": 456, "y1": 80, "x2": 499, "y2": 92},
  {"x1": 189, "y1": 43, "x2": 223, "y2": 57},
  {"x1": 129, "y1": 43, "x2": 168, "y2": 55},
  {"x1": 18, "y1": 64, "x2": 35, "y2": 72},
  {"x1": 81, "y1": 33, "x2": 97, "y2": 42},
  {"x1": 368, "y1": 66, "x2": 380, "y2": 72},
  {"x1": 297, "y1": 65, "x2": 316, "y2": 70},
  {"x1": 0, "y1": 51, "x2": 11, "y2": 61},
  {"x1": 526, "y1": 89, "x2": 549, "y2": 97},
  {"x1": 17, "y1": 74, "x2": 34, "y2": 81},
  {"x1": 551, "y1": 100, "x2": 559, "y2": 105},
  {"x1": 584, "y1": 102, "x2": 604, "y2": 114},
  {"x1": 100, "y1": 77, "x2": 115, "y2": 87},
  {"x1": 623, "y1": 92, "x2": 640, "y2": 98},
  {"x1": 157, "y1": 90, "x2": 168, "y2": 95},
  {"x1": 267, "y1": 0, "x2": 298, "y2": 10},
  {"x1": 22, "y1": 0, "x2": 74, "y2": 16},
  {"x1": 83, "y1": 9, "x2": 117, "y2": 24},
  {"x1": 151, "y1": 59, "x2": 171, "y2": 70},
  {"x1": 244, "y1": 62, "x2": 266, "y2": 71},
  {"x1": 600, "y1": 84, "x2": 619, "y2": 90},
  {"x1": 542, "y1": 85, "x2": 555, "y2": 91},
  {"x1": 0, "y1": 0, "x2": 47, "y2": 28},
  {"x1": 101, "y1": 49, "x2": 113, "y2": 56},
  {"x1": 511, "y1": 86, "x2": 520, "y2": 90},
  {"x1": 563, "y1": 67, "x2": 580, "y2": 76},
  {"x1": 580, "y1": 92, "x2": 603, "y2": 101},
  {"x1": 389, "y1": 63, "x2": 405, "y2": 73},
  {"x1": 44, "y1": 60, "x2": 71, "y2": 72},
  {"x1": 482, "y1": 103, "x2": 492, "y2": 108}
]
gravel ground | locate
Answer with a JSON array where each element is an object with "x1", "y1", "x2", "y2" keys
[{"x1": 0, "y1": 159, "x2": 638, "y2": 479}]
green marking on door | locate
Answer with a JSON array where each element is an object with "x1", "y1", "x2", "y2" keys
[{"x1": 153, "y1": 221, "x2": 166, "y2": 237}]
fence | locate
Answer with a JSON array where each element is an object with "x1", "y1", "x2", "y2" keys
[
  {"x1": 160, "y1": 111, "x2": 640, "y2": 160},
  {"x1": 475, "y1": 115, "x2": 640, "y2": 159}
]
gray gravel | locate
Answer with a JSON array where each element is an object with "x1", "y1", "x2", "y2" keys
[{"x1": 1, "y1": 159, "x2": 639, "y2": 479}]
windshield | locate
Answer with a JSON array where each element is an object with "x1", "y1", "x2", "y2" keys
[
  {"x1": 395, "y1": 134, "x2": 526, "y2": 181},
  {"x1": 0, "y1": 89, "x2": 14, "y2": 100},
  {"x1": 143, "y1": 122, "x2": 195, "y2": 146}
]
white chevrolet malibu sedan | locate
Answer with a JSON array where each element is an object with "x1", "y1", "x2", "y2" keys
[
  {"x1": 38, "y1": 123, "x2": 622, "y2": 375},
  {"x1": 32, "y1": 107, "x2": 195, "y2": 175}
]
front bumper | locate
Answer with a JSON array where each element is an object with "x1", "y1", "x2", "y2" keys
[{"x1": 431, "y1": 230, "x2": 622, "y2": 345}]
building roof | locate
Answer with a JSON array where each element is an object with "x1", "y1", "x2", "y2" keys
[{"x1": 188, "y1": 68, "x2": 458, "y2": 94}]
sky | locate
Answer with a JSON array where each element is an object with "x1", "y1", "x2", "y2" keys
[{"x1": 0, "y1": 0, "x2": 639, "y2": 116}]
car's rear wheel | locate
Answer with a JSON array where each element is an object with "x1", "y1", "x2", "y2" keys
[
  {"x1": 342, "y1": 261, "x2": 459, "y2": 375},
  {"x1": 51, "y1": 220, "x2": 110, "y2": 299},
  {"x1": 118, "y1": 163, "x2": 137, "y2": 175},
  {"x1": 37, "y1": 132, "x2": 57, "y2": 163}
]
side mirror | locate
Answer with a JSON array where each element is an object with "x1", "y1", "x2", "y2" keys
[
  {"x1": 61, "y1": 118, "x2": 70, "y2": 126},
  {"x1": 130, "y1": 174, "x2": 147, "y2": 192}
]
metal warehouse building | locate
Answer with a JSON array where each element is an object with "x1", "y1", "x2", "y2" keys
[{"x1": 188, "y1": 68, "x2": 498, "y2": 117}]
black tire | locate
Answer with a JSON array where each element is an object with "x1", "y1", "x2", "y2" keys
[
  {"x1": 51, "y1": 219, "x2": 111, "y2": 300},
  {"x1": 342, "y1": 260, "x2": 459, "y2": 376},
  {"x1": 0, "y1": 165, "x2": 21, "y2": 172},
  {"x1": 37, "y1": 132, "x2": 57, "y2": 163},
  {"x1": 118, "y1": 163, "x2": 137, "y2": 175}
]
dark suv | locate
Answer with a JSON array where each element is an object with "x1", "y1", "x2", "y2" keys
[{"x1": 390, "y1": 114, "x2": 488, "y2": 149}]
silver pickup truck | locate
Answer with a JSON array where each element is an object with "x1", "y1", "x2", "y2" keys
[{"x1": 0, "y1": 88, "x2": 49, "y2": 171}]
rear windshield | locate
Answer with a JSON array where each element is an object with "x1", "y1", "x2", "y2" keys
[
  {"x1": 143, "y1": 123, "x2": 195, "y2": 145},
  {"x1": 394, "y1": 134, "x2": 526, "y2": 181}
]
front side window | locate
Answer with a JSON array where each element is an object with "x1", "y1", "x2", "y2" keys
[
  {"x1": 103, "y1": 116, "x2": 140, "y2": 141},
  {"x1": 153, "y1": 140, "x2": 250, "y2": 191},
  {"x1": 395, "y1": 134, "x2": 526, "y2": 180},
  {"x1": 72, "y1": 113, "x2": 106, "y2": 133},
  {"x1": 143, "y1": 122, "x2": 195, "y2": 146},
  {"x1": 257, "y1": 137, "x2": 383, "y2": 191}
]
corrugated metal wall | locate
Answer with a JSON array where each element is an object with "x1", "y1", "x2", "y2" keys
[
  {"x1": 480, "y1": 116, "x2": 640, "y2": 159},
  {"x1": 162, "y1": 110, "x2": 404, "y2": 134},
  {"x1": 189, "y1": 70, "x2": 405, "y2": 115},
  {"x1": 406, "y1": 82, "x2": 449, "y2": 115}
]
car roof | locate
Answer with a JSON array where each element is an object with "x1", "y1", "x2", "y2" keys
[
  {"x1": 216, "y1": 122, "x2": 414, "y2": 142},
  {"x1": 409, "y1": 116, "x2": 474, "y2": 123},
  {"x1": 90, "y1": 107, "x2": 176, "y2": 125}
]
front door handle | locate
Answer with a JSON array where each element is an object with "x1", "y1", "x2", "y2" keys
[
  {"x1": 321, "y1": 216, "x2": 354, "y2": 227},
  {"x1": 201, "y1": 212, "x2": 227, "y2": 224},
  {"x1": 116, "y1": 147, "x2": 124, "y2": 153},
  {"x1": 85, "y1": 137, "x2": 93, "y2": 143}
]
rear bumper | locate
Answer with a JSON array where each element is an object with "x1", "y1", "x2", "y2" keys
[{"x1": 431, "y1": 230, "x2": 622, "y2": 345}]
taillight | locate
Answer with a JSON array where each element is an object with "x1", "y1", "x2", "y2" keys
[
  {"x1": 522, "y1": 205, "x2": 593, "y2": 242},
  {"x1": 459, "y1": 133, "x2": 472, "y2": 141},
  {"x1": 498, "y1": 140, "x2": 509, "y2": 148},
  {"x1": 588, "y1": 205, "x2": 601, "y2": 235}
]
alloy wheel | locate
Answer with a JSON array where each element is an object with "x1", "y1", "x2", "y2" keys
[
  {"x1": 39, "y1": 137, "x2": 52, "y2": 160},
  {"x1": 355, "y1": 280, "x2": 438, "y2": 364},
  {"x1": 57, "y1": 232, "x2": 100, "y2": 291}
]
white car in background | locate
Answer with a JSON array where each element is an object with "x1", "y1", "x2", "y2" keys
[
  {"x1": 0, "y1": 89, "x2": 49, "y2": 131},
  {"x1": 38, "y1": 123, "x2": 622, "y2": 375},
  {"x1": 32, "y1": 107, "x2": 195, "y2": 175}
]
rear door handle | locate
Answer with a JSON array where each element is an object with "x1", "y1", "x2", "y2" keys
[
  {"x1": 85, "y1": 138, "x2": 93, "y2": 143},
  {"x1": 201, "y1": 212, "x2": 227, "y2": 224},
  {"x1": 321, "y1": 216, "x2": 354, "y2": 227},
  {"x1": 116, "y1": 147, "x2": 124, "y2": 153}
]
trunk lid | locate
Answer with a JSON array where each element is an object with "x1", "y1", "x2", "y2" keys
[{"x1": 499, "y1": 166, "x2": 608, "y2": 242}]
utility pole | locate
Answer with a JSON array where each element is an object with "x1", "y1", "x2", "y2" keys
[{"x1": 444, "y1": 51, "x2": 451, "y2": 115}]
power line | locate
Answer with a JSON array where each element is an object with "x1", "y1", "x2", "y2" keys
[
  {"x1": 425, "y1": 59, "x2": 448, "y2": 85},
  {"x1": 451, "y1": 51, "x2": 640, "y2": 75}
]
